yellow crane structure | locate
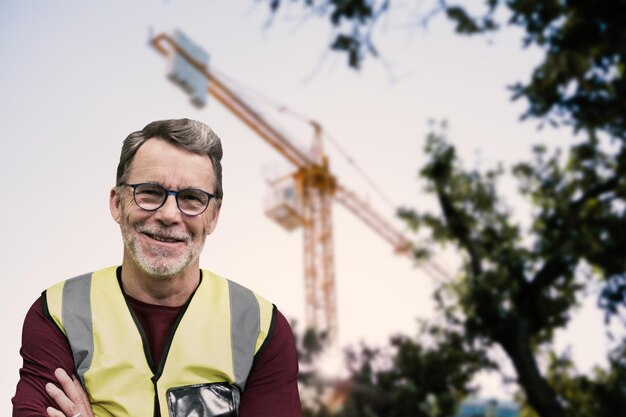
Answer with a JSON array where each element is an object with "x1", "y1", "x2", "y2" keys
[{"x1": 149, "y1": 30, "x2": 446, "y2": 343}]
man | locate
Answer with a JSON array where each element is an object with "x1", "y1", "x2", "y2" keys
[{"x1": 13, "y1": 119, "x2": 303, "y2": 417}]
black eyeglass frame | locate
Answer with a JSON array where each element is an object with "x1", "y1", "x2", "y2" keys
[{"x1": 120, "y1": 182, "x2": 218, "y2": 216}]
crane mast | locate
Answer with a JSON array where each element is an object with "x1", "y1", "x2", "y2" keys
[{"x1": 150, "y1": 30, "x2": 433, "y2": 343}]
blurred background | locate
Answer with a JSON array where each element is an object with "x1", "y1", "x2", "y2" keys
[{"x1": 2, "y1": 1, "x2": 624, "y2": 416}]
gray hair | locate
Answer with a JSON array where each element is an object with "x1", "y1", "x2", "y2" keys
[{"x1": 116, "y1": 118, "x2": 223, "y2": 199}]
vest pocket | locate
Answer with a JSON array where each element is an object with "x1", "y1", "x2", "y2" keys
[{"x1": 166, "y1": 382, "x2": 240, "y2": 417}]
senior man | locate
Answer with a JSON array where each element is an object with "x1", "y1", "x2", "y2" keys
[{"x1": 13, "y1": 119, "x2": 302, "y2": 417}]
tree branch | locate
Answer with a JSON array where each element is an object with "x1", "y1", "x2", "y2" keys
[
  {"x1": 571, "y1": 176, "x2": 619, "y2": 209},
  {"x1": 435, "y1": 180, "x2": 483, "y2": 277}
]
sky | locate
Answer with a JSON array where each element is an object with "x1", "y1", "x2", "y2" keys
[{"x1": 0, "y1": 0, "x2": 616, "y2": 412}]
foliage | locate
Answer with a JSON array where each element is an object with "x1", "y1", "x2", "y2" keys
[
  {"x1": 267, "y1": 2, "x2": 626, "y2": 416},
  {"x1": 292, "y1": 324, "x2": 335, "y2": 417},
  {"x1": 397, "y1": 122, "x2": 626, "y2": 417},
  {"x1": 265, "y1": 0, "x2": 389, "y2": 67},
  {"x1": 294, "y1": 321, "x2": 493, "y2": 417},
  {"x1": 265, "y1": 0, "x2": 626, "y2": 140},
  {"x1": 516, "y1": 338, "x2": 626, "y2": 417},
  {"x1": 336, "y1": 323, "x2": 494, "y2": 417}
]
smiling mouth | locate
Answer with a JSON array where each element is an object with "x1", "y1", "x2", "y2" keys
[{"x1": 143, "y1": 232, "x2": 185, "y2": 244}]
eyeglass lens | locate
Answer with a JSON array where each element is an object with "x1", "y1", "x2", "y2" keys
[{"x1": 133, "y1": 183, "x2": 210, "y2": 215}]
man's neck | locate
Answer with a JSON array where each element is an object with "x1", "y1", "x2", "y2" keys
[{"x1": 119, "y1": 259, "x2": 201, "y2": 307}]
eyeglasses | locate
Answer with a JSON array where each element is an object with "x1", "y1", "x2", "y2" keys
[{"x1": 121, "y1": 183, "x2": 217, "y2": 216}]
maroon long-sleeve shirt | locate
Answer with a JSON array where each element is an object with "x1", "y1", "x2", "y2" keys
[{"x1": 13, "y1": 291, "x2": 302, "y2": 416}]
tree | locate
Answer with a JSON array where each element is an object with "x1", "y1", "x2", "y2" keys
[
  {"x1": 291, "y1": 324, "x2": 334, "y2": 417},
  {"x1": 336, "y1": 323, "x2": 493, "y2": 417},
  {"x1": 520, "y1": 340, "x2": 626, "y2": 417},
  {"x1": 294, "y1": 319, "x2": 494, "y2": 417},
  {"x1": 265, "y1": 2, "x2": 626, "y2": 415},
  {"x1": 397, "y1": 121, "x2": 626, "y2": 417},
  {"x1": 266, "y1": 0, "x2": 626, "y2": 140},
  {"x1": 294, "y1": 122, "x2": 626, "y2": 417}
]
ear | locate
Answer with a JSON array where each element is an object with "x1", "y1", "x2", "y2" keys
[
  {"x1": 205, "y1": 202, "x2": 221, "y2": 236},
  {"x1": 109, "y1": 187, "x2": 122, "y2": 224}
]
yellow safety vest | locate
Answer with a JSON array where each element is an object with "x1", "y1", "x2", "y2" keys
[{"x1": 43, "y1": 266, "x2": 276, "y2": 417}]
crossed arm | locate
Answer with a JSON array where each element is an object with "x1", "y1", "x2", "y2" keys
[
  {"x1": 45, "y1": 369, "x2": 93, "y2": 417},
  {"x1": 13, "y1": 298, "x2": 302, "y2": 417}
]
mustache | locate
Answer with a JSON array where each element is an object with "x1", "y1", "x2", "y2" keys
[{"x1": 135, "y1": 224, "x2": 191, "y2": 241}]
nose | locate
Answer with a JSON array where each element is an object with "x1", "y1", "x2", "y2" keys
[{"x1": 153, "y1": 193, "x2": 181, "y2": 225}]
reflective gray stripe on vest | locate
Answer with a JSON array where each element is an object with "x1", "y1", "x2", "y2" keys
[
  {"x1": 228, "y1": 280, "x2": 260, "y2": 392},
  {"x1": 62, "y1": 272, "x2": 94, "y2": 387}
]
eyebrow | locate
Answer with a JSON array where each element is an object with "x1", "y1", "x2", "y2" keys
[{"x1": 136, "y1": 180, "x2": 211, "y2": 191}]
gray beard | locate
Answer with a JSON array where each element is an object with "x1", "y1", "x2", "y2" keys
[{"x1": 121, "y1": 224, "x2": 204, "y2": 280}]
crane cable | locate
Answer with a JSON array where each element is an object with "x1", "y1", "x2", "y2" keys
[
  {"x1": 213, "y1": 69, "x2": 452, "y2": 283},
  {"x1": 213, "y1": 68, "x2": 397, "y2": 211},
  {"x1": 320, "y1": 129, "x2": 397, "y2": 211}
]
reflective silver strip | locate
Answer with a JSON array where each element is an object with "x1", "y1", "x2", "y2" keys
[
  {"x1": 62, "y1": 272, "x2": 94, "y2": 387},
  {"x1": 228, "y1": 280, "x2": 260, "y2": 392}
]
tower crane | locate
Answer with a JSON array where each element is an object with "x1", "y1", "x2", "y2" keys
[{"x1": 149, "y1": 30, "x2": 449, "y2": 344}]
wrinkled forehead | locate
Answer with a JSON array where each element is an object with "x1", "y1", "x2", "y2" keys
[{"x1": 128, "y1": 138, "x2": 216, "y2": 190}]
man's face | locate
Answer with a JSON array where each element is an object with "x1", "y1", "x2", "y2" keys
[{"x1": 109, "y1": 138, "x2": 220, "y2": 279}]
